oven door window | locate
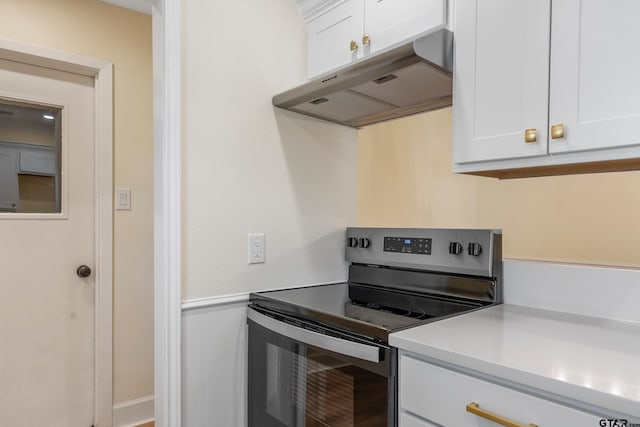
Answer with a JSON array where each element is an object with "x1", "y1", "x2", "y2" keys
[{"x1": 249, "y1": 318, "x2": 391, "y2": 427}]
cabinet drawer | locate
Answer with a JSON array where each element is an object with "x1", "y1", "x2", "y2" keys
[{"x1": 400, "y1": 355, "x2": 602, "y2": 426}]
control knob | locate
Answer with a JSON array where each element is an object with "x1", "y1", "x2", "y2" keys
[
  {"x1": 347, "y1": 237, "x2": 359, "y2": 248},
  {"x1": 359, "y1": 238, "x2": 371, "y2": 249},
  {"x1": 448, "y1": 241, "x2": 463, "y2": 255},
  {"x1": 468, "y1": 242, "x2": 483, "y2": 256}
]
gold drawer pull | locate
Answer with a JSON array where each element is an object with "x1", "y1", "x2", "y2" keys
[
  {"x1": 362, "y1": 33, "x2": 371, "y2": 46},
  {"x1": 466, "y1": 402, "x2": 538, "y2": 427},
  {"x1": 350, "y1": 40, "x2": 359, "y2": 51},
  {"x1": 551, "y1": 123, "x2": 565, "y2": 140},
  {"x1": 524, "y1": 128, "x2": 537, "y2": 143}
]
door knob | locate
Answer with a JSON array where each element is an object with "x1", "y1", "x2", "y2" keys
[{"x1": 76, "y1": 265, "x2": 92, "y2": 278}]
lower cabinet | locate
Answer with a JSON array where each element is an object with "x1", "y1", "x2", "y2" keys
[
  {"x1": 0, "y1": 142, "x2": 57, "y2": 213},
  {"x1": 0, "y1": 146, "x2": 19, "y2": 211},
  {"x1": 399, "y1": 354, "x2": 603, "y2": 427}
]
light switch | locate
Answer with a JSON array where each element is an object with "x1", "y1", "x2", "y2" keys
[{"x1": 116, "y1": 188, "x2": 131, "y2": 210}]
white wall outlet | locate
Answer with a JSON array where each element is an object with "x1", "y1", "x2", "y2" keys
[
  {"x1": 115, "y1": 188, "x2": 131, "y2": 210},
  {"x1": 248, "y1": 233, "x2": 265, "y2": 264}
]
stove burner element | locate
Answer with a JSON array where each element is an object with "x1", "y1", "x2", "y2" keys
[{"x1": 356, "y1": 301, "x2": 429, "y2": 320}]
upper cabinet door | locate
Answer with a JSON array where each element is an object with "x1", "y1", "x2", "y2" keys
[
  {"x1": 307, "y1": 0, "x2": 365, "y2": 78},
  {"x1": 363, "y1": 0, "x2": 446, "y2": 55},
  {"x1": 549, "y1": 0, "x2": 640, "y2": 154},
  {"x1": 453, "y1": 0, "x2": 551, "y2": 164}
]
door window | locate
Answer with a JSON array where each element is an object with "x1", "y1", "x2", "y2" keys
[{"x1": 0, "y1": 100, "x2": 61, "y2": 214}]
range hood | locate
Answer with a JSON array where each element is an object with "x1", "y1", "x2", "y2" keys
[{"x1": 273, "y1": 29, "x2": 453, "y2": 128}]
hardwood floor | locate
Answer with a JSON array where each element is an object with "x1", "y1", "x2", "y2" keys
[{"x1": 136, "y1": 422, "x2": 154, "y2": 427}]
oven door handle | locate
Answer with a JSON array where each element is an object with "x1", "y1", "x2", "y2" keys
[{"x1": 248, "y1": 309, "x2": 381, "y2": 363}]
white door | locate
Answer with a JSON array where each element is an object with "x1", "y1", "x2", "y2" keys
[
  {"x1": 453, "y1": 0, "x2": 551, "y2": 163},
  {"x1": 549, "y1": 0, "x2": 640, "y2": 153},
  {"x1": 0, "y1": 57, "x2": 96, "y2": 426}
]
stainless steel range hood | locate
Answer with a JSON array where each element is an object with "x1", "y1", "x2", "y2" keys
[{"x1": 273, "y1": 29, "x2": 453, "y2": 128}]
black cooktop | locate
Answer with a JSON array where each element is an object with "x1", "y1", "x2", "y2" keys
[
  {"x1": 249, "y1": 282, "x2": 485, "y2": 343},
  {"x1": 250, "y1": 227, "x2": 502, "y2": 344}
]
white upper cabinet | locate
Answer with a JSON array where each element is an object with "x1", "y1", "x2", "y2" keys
[
  {"x1": 19, "y1": 147, "x2": 56, "y2": 176},
  {"x1": 549, "y1": 0, "x2": 640, "y2": 154},
  {"x1": 303, "y1": 0, "x2": 446, "y2": 78},
  {"x1": 307, "y1": 0, "x2": 365, "y2": 78},
  {"x1": 363, "y1": 0, "x2": 446, "y2": 56},
  {"x1": 453, "y1": 0, "x2": 640, "y2": 176},
  {"x1": 453, "y1": 0, "x2": 551, "y2": 163}
]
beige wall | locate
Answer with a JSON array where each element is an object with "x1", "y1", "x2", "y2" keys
[
  {"x1": 359, "y1": 110, "x2": 477, "y2": 228},
  {"x1": 181, "y1": 0, "x2": 358, "y2": 300},
  {"x1": 0, "y1": 0, "x2": 153, "y2": 403},
  {"x1": 359, "y1": 108, "x2": 640, "y2": 268}
]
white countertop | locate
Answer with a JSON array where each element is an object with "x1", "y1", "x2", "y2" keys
[{"x1": 389, "y1": 304, "x2": 640, "y2": 418}]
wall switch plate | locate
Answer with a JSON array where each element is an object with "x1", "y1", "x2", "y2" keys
[
  {"x1": 248, "y1": 233, "x2": 265, "y2": 264},
  {"x1": 115, "y1": 188, "x2": 131, "y2": 210}
]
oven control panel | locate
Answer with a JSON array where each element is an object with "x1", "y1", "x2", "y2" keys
[
  {"x1": 383, "y1": 236, "x2": 432, "y2": 255},
  {"x1": 345, "y1": 227, "x2": 501, "y2": 278}
]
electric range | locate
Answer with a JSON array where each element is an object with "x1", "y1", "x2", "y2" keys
[{"x1": 247, "y1": 227, "x2": 502, "y2": 427}]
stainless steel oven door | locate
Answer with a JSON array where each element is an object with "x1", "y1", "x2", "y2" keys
[{"x1": 248, "y1": 307, "x2": 397, "y2": 427}]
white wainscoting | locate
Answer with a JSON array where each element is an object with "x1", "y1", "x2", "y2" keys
[
  {"x1": 113, "y1": 395, "x2": 154, "y2": 427},
  {"x1": 182, "y1": 294, "x2": 250, "y2": 427},
  {"x1": 504, "y1": 259, "x2": 640, "y2": 323}
]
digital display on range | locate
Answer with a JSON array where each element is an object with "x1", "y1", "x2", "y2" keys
[{"x1": 383, "y1": 237, "x2": 432, "y2": 255}]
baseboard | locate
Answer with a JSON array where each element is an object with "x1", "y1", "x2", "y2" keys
[{"x1": 113, "y1": 395, "x2": 154, "y2": 427}]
